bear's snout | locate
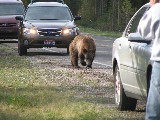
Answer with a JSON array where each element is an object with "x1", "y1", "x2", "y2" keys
[
  {"x1": 81, "y1": 61, "x2": 86, "y2": 66},
  {"x1": 86, "y1": 65, "x2": 92, "y2": 69},
  {"x1": 85, "y1": 58, "x2": 93, "y2": 68}
]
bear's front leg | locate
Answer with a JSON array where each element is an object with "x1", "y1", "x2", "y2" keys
[{"x1": 71, "y1": 52, "x2": 79, "y2": 67}]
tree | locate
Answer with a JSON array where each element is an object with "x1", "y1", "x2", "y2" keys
[
  {"x1": 21, "y1": 0, "x2": 147, "y2": 32},
  {"x1": 64, "y1": 0, "x2": 81, "y2": 16},
  {"x1": 78, "y1": 0, "x2": 97, "y2": 27}
]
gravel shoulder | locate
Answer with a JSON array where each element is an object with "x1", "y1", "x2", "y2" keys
[{"x1": 26, "y1": 50, "x2": 145, "y2": 110}]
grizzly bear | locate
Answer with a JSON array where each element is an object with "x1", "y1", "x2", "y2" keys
[{"x1": 69, "y1": 35, "x2": 96, "y2": 68}]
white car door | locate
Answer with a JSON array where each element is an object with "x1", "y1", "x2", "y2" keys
[{"x1": 119, "y1": 5, "x2": 150, "y2": 97}]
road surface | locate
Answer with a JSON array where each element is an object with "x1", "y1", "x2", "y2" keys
[{"x1": 0, "y1": 34, "x2": 115, "y2": 69}]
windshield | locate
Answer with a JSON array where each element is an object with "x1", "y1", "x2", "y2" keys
[
  {"x1": 32, "y1": 0, "x2": 64, "y2": 3},
  {"x1": 25, "y1": 6, "x2": 73, "y2": 21},
  {"x1": 0, "y1": 4, "x2": 24, "y2": 16}
]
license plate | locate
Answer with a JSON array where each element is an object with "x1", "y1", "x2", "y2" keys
[{"x1": 44, "y1": 40, "x2": 55, "y2": 45}]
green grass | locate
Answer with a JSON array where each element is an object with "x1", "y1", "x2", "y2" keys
[
  {"x1": 0, "y1": 44, "x2": 145, "y2": 120},
  {"x1": 79, "y1": 26, "x2": 122, "y2": 38}
]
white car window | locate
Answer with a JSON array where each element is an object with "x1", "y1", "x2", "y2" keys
[{"x1": 126, "y1": 6, "x2": 150, "y2": 36}]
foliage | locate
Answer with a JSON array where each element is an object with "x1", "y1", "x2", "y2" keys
[
  {"x1": 77, "y1": 0, "x2": 97, "y2": 28},
  {"x1": 22, "y1": 0, "x2": 148, "y2": 32}
]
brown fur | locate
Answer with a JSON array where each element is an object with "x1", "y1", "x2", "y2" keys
[{"x1": 69, "y1": 35, "x2": 96, "y2": 68}]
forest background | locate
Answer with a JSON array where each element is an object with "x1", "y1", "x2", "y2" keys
[{"x1": 22, "y1": 0, "x2": 148, "y2": 32}]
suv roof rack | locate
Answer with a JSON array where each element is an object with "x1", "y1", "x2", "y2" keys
[{"x1": 31, "y1": 0, "x2": 64, "y2": 4}]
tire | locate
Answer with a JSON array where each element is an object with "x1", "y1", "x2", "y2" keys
[
  {"x1": 18, "y1": 41, "x2": 27, "y2": 56},
  {"x1": 67, "y1": 47, "x2": 69, "y2": 54},
  {"x1": 114, "y1": 64, "x2": 137, "y2": 111},
  {"x1": 147, "y1": 69, "x2": 152, "y2": 97}
]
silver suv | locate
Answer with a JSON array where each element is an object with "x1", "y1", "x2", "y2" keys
[{"x1": 16, "y1": 1, "x2": 81, "y2": 56}]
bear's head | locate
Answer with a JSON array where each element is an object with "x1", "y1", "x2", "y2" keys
[{"x1": 83, "y1": 48, "x2": 96, "y2": 68}]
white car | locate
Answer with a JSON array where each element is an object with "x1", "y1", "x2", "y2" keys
[{"x1": 112, "y1": 3, "x2": 152, "y2": 111}]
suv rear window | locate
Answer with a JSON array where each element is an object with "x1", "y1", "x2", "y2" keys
[{"x1": 0, "y1": 4, "x2": 24, "y2": 16}]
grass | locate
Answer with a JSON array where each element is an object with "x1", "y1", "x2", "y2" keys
[
  {"x1": 79, "y1": 26, "x2": 122, "y2": 38},
  {"x1": 0, "y1": 44, "x2": 145, "y2": 120}
]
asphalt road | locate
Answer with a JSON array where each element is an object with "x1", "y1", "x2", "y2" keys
[{"x1": 0, "y1": 34, "x2": 115, "y2": 69}]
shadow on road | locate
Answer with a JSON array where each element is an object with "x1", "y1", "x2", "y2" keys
[{"x1": 27, "y1": 52, "x2": 68, "y2": 56}]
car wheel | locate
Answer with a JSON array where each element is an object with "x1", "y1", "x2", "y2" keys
[
  {"x1": 114, "y1": 64, "x2": 137, "y2": 111},
  {"x1": 67, "y1": 47, "x2": 69, "y2": 54},
  {"x1": 18, "y1": 41, "x2": 27, "y2": 56},
  {"x1": 147, "y1": 69, "x2": 152, "y2": 97}
]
